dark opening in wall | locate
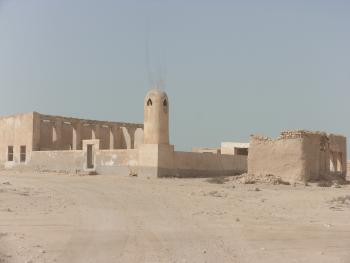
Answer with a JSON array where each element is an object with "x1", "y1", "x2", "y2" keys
[
  {"x1": 87, "y1": 144, "x2": 94, "y2": 169},
  {"x1": 235, "y1": 148, "x2": 248, "y2": 156},
  {"x1": 147, "y1": 99, "x2": 152, "y2": 106},
  {"x1": 20, "y1": 146, "x2": 26, "y2": 163},
  {"x1": 8, "y1": 146, "x2": 13, "y2": 161}
]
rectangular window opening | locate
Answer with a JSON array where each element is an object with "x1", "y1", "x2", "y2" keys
[
  {"x1": 20, "y1": 145, "x2": 26, "y2": 163},
  {"x1": 8, "y1": 146, "x2": 14, "y2": 161},
  {"x1": 234, "y1": 147, "x2": 248, "y2": 156}
]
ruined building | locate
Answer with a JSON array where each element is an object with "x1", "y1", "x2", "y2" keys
[
  {"x1": 0, "y1": 89, "x2": 346, "y2": 181},
  {"x1": 0, "y1": 89, "x2": 247, "y2": 177},
  {"x1": 248, "y1": 131, "x2": 347, "y2": 182}
]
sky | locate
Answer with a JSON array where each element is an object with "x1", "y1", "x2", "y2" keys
[{"x1": 0, "y1": 0, "x2": 349, "y2": 151}]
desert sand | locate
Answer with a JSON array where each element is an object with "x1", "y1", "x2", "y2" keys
[{"x1": 0, "y1": 171, "x2": 350, "y2": 263}]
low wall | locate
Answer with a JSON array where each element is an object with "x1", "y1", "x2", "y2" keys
[
  {"x1": 26, "y1": 149, "x2": 139, "y2": 175},
  {"x1": 173, "y1": 151, "x2": 247, "y2": 178},
  {"x1": 28, "y1": 150, "x2": 84, "y2": 173},
  {"x1": 96, "y1": 149, "x2": 138, "y2": 175}
]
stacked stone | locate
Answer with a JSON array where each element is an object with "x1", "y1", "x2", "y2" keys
[
  {"x1": 250, "y1": 135, "x2": 272, "y2": 142},
  {"x1": 279, "y1": 130, "x2": 328, "y2": 140},
  {"x1": 279, "y1": 130, "x2": 306, "y2": 140}
]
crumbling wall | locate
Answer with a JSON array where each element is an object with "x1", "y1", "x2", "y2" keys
[
  {"x1": 301, "y1": 132, "x2": 329, "y2": 181},
  {"x1": 248, "y1": 134, "x2": 307, "y2": 182},
  {"x1": 249, "y1": 130, "x2": 347, "y2": 182}
]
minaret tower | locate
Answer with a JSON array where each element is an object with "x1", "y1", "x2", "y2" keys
[{"x1": 143, "y1": 89, "x2": 169, "y2": 144}]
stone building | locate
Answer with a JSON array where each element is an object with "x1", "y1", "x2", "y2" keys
[
  {"x1": 0, "y1": 112, "x2": 143, "y2": 170},
  {"x1": 0, "y1": 89, "x2": 247, "y2": 177},
  {"x1": 248, "y1": 130, "x2": 347, "y2": 182}
]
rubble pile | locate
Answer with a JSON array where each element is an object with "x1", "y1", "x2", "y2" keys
[{"x1": 233, "y1": 173, "x2": 290, "y2": 185}]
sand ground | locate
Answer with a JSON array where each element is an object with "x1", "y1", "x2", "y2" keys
[{"x1": 0, "y1": 171, "x2": 350, "y2": 263}]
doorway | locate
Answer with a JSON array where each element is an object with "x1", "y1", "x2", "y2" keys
[{"x1": 87, "y1": 144, "x2": 94, "y2": 169}]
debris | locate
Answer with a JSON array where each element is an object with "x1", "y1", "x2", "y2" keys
[
  {"x1": 233, "y1": 173, "x2": 290, "y2": 185},
  {"x1": 317, "y1": 181, "x2": 332, "y2": 187},
  {"x1": 129, "y1": 172, "x2": 138, "y2": 177},
  {"x1": 206, "y1": 177, "x2": 229, "y2": 184},
  {"x1": 331, "y1": 195, "x2": 350, "y2": 205}
]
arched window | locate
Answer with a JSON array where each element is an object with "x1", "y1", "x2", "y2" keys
[
  {"x1": 147, "y1": 98, "x2": 152, "y2": 106},
  {"x1": 163, "y1": 99, "x2": 168, "y2": 107}
]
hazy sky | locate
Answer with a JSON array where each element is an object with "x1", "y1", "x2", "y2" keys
[{"x1": 0, "y1": 0, "x2": 349, "y2": 151}]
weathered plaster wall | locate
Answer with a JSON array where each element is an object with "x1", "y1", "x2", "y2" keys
[
  {"x1": 137, "y1": 144, "x2": 173, "y2": 177},
  {"x1": 174, "y1": 151, "x2": 247, "y2": 177},
  {"x1": 96, "y1": 149, "x2": 138, "y2": 175},
  {"x1": 248, "y1": 135, "x2": 306, "y2": 182},
  {"x1": 26, "y1": 149, "x2": 139, "y2": 175},
  {"x1": 0, "y1": 112, "x2": 35, "y2": 166},
  {"x1": 134, "y1": 128, "x2": 144, "y2": 149},
  {"x1": 248, "y1": 131, "x2": 347, "y2": 182},
  {"x1": 28, "y1": 150, "x2": 84, "y2": 173},
  {"x1": 301, "y1": 133, "x2": 329, "y2": 181}
]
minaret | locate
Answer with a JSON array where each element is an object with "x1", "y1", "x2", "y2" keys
[
  {"x1": 143, "y1": 89, "x2": 169, "y2": 144},
  {"x1": 138, "y1": 88, "x2": 174, "y2": 177}
]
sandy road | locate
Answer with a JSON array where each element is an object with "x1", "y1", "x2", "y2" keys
[{"x1": 0, "y1": 171, "x2": 350, "y2": 263}]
